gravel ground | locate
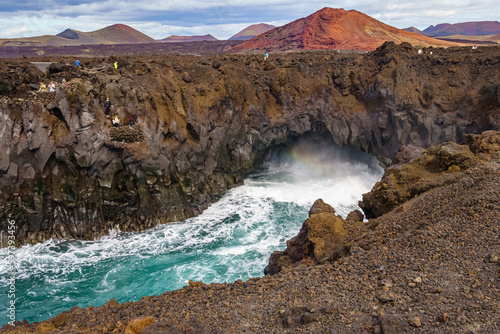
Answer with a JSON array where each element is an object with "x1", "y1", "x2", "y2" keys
[{"x1": 1, "y1": 154, "x2": 499, "y2": 334}]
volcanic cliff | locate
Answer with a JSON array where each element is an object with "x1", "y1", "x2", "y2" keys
[
  {"x1": 0, "y1": 43, "x2": 499, "y2": 246},
  {"x1": 2, "y1": 131, "x2": 499, "y2": 333}
]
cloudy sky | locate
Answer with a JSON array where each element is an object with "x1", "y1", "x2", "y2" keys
[{"x1": 0, "y1": 0, "x2": 498, "y2": 40}]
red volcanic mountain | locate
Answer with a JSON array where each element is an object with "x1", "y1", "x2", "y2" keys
[
  {"x1": 232, "y1": 8, "x2": 457, "y2": 53},
  {"x1": 423, "y1": 21, "x2": 500, "y2": 36},
  {"x1": 229, "y1": 23, "x2": 276, "y2": 41},
  {"x1": 0, "y1": 24, "x2": 154, "y2": 47},
  {"x1": 159, "y1": 34, "x2": 218, "y2": 43}
]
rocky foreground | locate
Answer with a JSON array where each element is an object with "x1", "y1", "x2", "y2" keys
[{"x1": 2, "y1": 131, "x2": 498, "y2": 333}]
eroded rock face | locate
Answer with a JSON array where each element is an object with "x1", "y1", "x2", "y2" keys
[
  {"x1": 0, "y1": 44, "x2": 499, "y2": 245},
  {"x1": 264, "y1": 199, "x2": 345, "y2": 275}
]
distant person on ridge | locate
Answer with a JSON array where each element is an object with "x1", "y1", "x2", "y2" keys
[
  {"x1": 104, "y1": 98, "x2": 111, "y2": 118},
  {"x1": 75, "y1": 59, "x2": 81, "y2": 69},
  {"x1": 128, "y1": 115, "x2": 135, "y2": 127},
  {"x1": 264, "y1": 52, "x2": 269, "y2": 60},
  {"x1": 114, "y1": 61, "x2": 118, "y2": 69},
  {"x1": 48, "y1": 81, "x2": 56, "y2": 92}
]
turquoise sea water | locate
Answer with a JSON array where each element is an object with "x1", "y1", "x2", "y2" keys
[{"x1": 0, "y1": 141, "x2": 383, "y2": 325}]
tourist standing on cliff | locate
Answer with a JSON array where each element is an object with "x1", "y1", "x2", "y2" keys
[
  {"x1": 114, "y1": 61, "x2": 118, "y2": 70},
  {"x1": 104, "y1": 98, "x2": 111, "y2": 118},
  {"x1": 264, "y1": 52, "x2": 269, "y2": 60},
  {"x1": 48, "y1": 81, "x2": 56, "y2": 92},
  {"x1": 112, "y1": 115, "x2": 120, "y2": 127},
  {"x1": 75, "y1": 59, "x2": 81, "y2": 69}
]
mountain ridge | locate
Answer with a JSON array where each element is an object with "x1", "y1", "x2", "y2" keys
[{"x1": 422, "y1": 21, "x2": 500, "y2": 36}]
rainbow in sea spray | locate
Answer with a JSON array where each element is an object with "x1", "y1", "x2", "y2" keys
[{"x1": 252, "y1": 139, "x2": 383, "y2": 209}]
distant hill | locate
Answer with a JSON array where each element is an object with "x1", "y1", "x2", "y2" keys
[
  {"x1": 422, "y1": 21, "x2": 500, "y2": 36},
  {"x1": 232, "y1": 8, "x2": 457, "y2": 53},
  {"x1": 403, "y1": 27, "x2": 422, "y2": 34},
  {"x1": 435, "y1": 33, "x2": 500, "y2": 45},
  {"x1": 0, "y1": 24, "x2": 154, "y2": 47},
  {"x1": 423, "y1": 23, "x2": 451, "y2": 36},
  {"x1": 159, "y1": 35, "x2": 218, "y2": 43},
  {"x1": 229, "y1": 24, "x2": 276, "y2": 41}
]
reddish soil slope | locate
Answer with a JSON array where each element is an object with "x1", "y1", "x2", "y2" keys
[
  {"x1": 423, "y1": 21, "x2": 500, "y2": 36},
  {"x1": 229, "y1": 23, "x2": 276, "y2": 40},
  {"x1": 232, "y1": 8, "x2": 457, "y2": 53},
  {"x1": 159, "y1": 34, "x2": 218, "y2": 43}
]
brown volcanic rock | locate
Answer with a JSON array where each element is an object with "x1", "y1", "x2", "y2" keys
[
  {"x1": 360, "y1": 132, "x2": 500, "y2": 219},
  {"x1": 232, "y1": 7, "x2": 457, "y2": 53},
  {"x1": 265, "y1": 199, "x2": 345, "y2": 275}
]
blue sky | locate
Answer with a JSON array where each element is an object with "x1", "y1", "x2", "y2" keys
[{"x1": 0, "y1": 0, "x2": 498, "y2": 40}]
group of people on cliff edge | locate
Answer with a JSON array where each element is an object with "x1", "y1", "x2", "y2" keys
[
  {"x1": 37, "y1": 79, "x2": 67, "y2": 93},
  {"x1": 105, "y1": 98, "x2": 135, "y2": 127}
]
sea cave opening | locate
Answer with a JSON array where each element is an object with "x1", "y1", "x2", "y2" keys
[{"x1": 0, "y1": 132, "x2": 384, "y2": 325}]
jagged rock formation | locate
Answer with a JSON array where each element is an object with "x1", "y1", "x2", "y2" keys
[{"x1": 0, "y1": 42, "x2": 499, "y2": 245}]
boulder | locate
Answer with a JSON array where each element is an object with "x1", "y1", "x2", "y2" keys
[
  {"x1": 346, "y1": 209, "x2": 364, "y2": 222},
  {"x1": 36, "y1": 322, "x2": 56, "y2": 332},
  {"x1": 125, "y1": 316, "x2": 154, "y2": 334},
  {"x1": 467, "y1": 130, "x2": 500, "y2": 155},
  {"x1": 393, "y1": 145, "x2": 425, "y2": 165},
  {"x1": 265, "y1": 199, "x2": 345, "y2": 275}
]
